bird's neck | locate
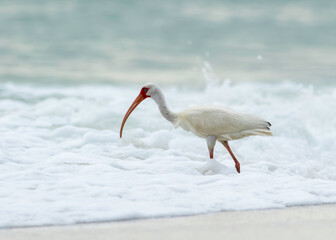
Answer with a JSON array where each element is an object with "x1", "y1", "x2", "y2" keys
[{"x1": 152, "y1": 89, "x2": 177, "y2": 124}]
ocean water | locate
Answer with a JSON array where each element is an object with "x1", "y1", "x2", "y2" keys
[
  {"x1": 1, "y1": 77, "x2": 336, "y2": 227},
  {"x1": 1, "y1": 0, "x2": 336, "y2": 85},
  {"x1": 0, "y1": 0, "x2": 336, "y2": 228}
]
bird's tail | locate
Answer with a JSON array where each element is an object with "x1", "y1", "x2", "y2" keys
[
  {"x1": 254, "y1": 121, "x2": 272, "y2": 136},
  {"x1": 253, "y1": 128, "x2": 273, "y2": 136}
]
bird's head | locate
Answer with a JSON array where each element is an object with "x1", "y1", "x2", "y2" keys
[{"x1": 120, "y1": 83, "x2": 157, "y2": 138}]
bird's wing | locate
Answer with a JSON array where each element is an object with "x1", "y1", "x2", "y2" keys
[{"x1": 176, "y1": 106, "x2": 270, "y2": 138}]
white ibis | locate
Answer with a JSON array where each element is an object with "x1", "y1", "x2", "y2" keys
[{"x1": 120, "y1": 83, "x2": 272, "y2": 174}]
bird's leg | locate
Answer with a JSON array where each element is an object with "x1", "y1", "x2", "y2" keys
[
  {"x1": 221, "y1": 140, "x2": 240, "y2": 173},
  {"x1": 198, "y1": 136, "x2": 217, "y2": 174},
  {"x1": 207, "y1": 136, "x2": 216, "y2": 159}
]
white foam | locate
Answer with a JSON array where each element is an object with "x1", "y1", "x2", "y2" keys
[{"x1": 0, "y1": 80, "x2": 335, "y2": 228}]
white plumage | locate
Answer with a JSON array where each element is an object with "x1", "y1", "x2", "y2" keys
[
  {"x1": 120, "y1": 83, "x2": 272, "y2": 174},
  {"x1": 176, "y1": 105, "x2": 272, "y2": 141}
]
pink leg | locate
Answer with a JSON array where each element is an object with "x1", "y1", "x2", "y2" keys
[
  {"x1": 209, "y1": 149, "x2": 214, "y2": 159},
  {"x1": 221, "y1": 140, "x2": 240, "y2": 173}
]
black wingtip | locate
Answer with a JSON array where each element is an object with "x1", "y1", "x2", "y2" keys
[{"x1": 267, "y1": 122, "x2": 272, "y2": 127}]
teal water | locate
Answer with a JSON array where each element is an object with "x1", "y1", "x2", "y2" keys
[{"x1": 0, "y1": 0, "x2": 335, "y2": 85}]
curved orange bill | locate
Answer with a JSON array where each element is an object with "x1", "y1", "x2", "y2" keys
[{"x1": 120, "y1": 94, "x2": 145, "y2": 138}]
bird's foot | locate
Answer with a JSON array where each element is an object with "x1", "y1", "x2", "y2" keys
[{"x1": 235, "y1": 162, "x2": 240, "y2": 173}]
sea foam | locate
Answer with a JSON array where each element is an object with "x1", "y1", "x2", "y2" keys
[{"x1": 0, "y1": 80, "x2": 335, "y2": 227}]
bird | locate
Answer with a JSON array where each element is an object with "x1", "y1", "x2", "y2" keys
[{"x1": 120, "y1": 83, "x2": 272, "y2": 174}]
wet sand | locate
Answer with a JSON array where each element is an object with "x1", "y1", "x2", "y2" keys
[{"x1": 1, "y1": 204, "x2": 335, "y2": 240}]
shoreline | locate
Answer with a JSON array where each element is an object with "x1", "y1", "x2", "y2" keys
[
  {"x1": 1, "y1": 202, "x2": 335, "y2": 230},
  {"x1": 1, "y1": 204, "x2": 335, "y2": 240}
]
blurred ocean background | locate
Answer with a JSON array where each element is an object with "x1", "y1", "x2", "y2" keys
[
  {"x1": 0, "y1": 0, "x2": 335, "y2": 85},
  {"x1": 1, "y1": 0, "x2": 336, "y2": 227}
]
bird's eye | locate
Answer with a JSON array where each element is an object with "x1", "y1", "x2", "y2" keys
[{"x1": 143, "y1": 88, "x2": 148, "y2": 93}]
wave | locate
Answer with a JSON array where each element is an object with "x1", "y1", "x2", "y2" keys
[{"x1": 0, "y1": 79, "x2": 335, "y2": 227}]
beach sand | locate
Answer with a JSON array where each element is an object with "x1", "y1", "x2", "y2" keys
[{"x1": 1, "y1": 204, "x2": 335, "y2": 240}]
